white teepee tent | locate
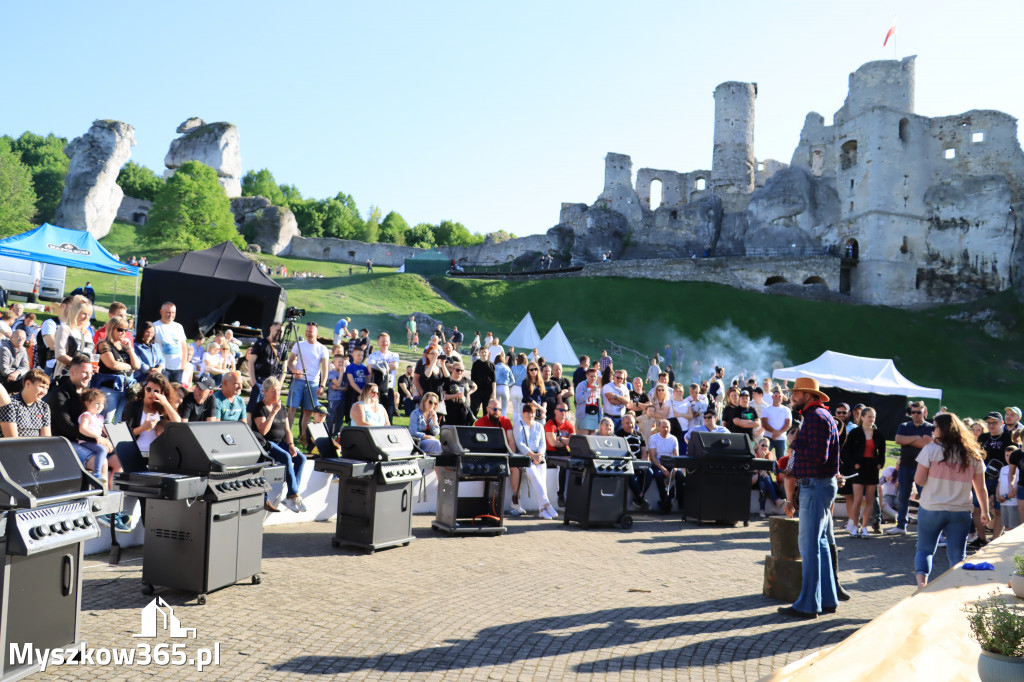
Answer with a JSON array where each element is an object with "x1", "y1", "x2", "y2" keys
[
  {"x1": 537, "y1": 322, "x2": 578, "y2": 366},
  {"x1": 503, "y1": 312, "x2": 542, "y2": 349}
]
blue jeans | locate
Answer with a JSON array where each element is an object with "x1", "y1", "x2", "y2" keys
[
  {"x1": 769, "y1": 438, "x2": 787, "y2": 459},
  {"x1": 915, "y1": 507, "x2": 973, "y2": 578},
  {"x1": 629, "y1": 468, "x2": 652, "y2": 503},
  {"x1": 897, "y1": 465, "x2": 919, "y2": 529},
  {"x1": 757, "y1": 473, "x2": 780, "y2": 510},
  {"x1": 164, "y1": 369, "x2": 183, "y2": 384},
  {"x1": 266, "y1": 441, "x2": 306, "y2": 498},
  {"x1": 793, "y1": 477, "x2": 839, "y2": 614},
  {"x1": 653, "y1": 468, "x2": 685, "y2": 508},
  {"x1": 99, "y1": 386, "x2": 127, "y2": 424},
  {"x1": 76, "y1": 441, "x2": 107, "y2": 477}
]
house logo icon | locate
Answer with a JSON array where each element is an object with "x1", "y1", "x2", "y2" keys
[{"x1": 133, "y1": 597, "x2": 197, "y2": 639}]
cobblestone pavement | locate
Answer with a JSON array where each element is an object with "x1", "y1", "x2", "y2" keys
[{"x1": 47, "y1": 514, "x2": 935, "y2": 681}]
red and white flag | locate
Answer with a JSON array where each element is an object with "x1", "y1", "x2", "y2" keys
[{"x1": 883, "y1": 20, "x2": 896, "y2": 46}]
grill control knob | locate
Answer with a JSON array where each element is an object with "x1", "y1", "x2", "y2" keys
[
  {"x1": 50, "y1": 523, "x2": 61, "y2": 534},
  {"x1": 83, "y1": 516, "x2": 94, "y2": 527},
  {"x1": 61, "y1": 521, "x2": 72, "y2": 532},
  {"x1": 73, "y1": 518, "x2": 83, "y2": 528},
  {"x1": 232, "y1": 481, "x2": 241, "y2": 490},
  {"x1": 30, "y1": 526, "x2": 44, "y2": 540},
  {"x1": 258, "y1": 477, "x2": 267, "y2": 485}
]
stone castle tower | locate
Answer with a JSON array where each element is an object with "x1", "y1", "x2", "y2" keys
[{"x1": 711, "y1": 81, "x2": 757, "y2": 200}]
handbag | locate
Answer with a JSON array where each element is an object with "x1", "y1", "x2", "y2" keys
[{"x1": 91, "y1": 374, "x2": 125, "y2": 392}]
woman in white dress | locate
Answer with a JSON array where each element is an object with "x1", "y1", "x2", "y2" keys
[{"x1": 516, "y1": 403, "x2": 557, "y2": 520}]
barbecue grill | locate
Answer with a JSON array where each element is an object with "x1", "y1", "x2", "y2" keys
[
  {"x1": 432, "y1": 425, "x2": 529, "y2": 535},
  {"x1": 0, "y1": 437, "x2": 119, "y2": 681},
  {"x1": 114, "y1": 422, "x2": 284, "y2": 604},
  {"x1": 671, "y1": 431, "x2": 771, "y2": 526},
  {"x1": 563, "y1": 435, "x2": 646, "y2": 529},
  {"x1": 313, "y1": 426, "x2": 434, "y2": 552}
]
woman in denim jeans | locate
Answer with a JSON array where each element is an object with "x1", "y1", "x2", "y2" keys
[{"x1": 913, "y1": 412, "x2": 988, "y2": 588}]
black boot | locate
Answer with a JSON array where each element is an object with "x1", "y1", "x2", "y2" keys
[{"x1": 830, "y1": 543, "x2": 851, "y2": 601}]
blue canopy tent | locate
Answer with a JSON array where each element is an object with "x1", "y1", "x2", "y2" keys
[{"x1": 0, "y1": 223, "x2": 140, "y2": 311}]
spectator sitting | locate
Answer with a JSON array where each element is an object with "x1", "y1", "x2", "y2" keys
[
  {"x1": 649, "y1": 418, "x2": 684, "y2": 513},
  {"x1": 123, "y1": 371, "x2": 182, "y2": 455},
  {"x1": 516, "y1": 403, "x2": 557, "y2": 520},
  {"x1": 545, "y1": 401, "x2": 575, "y2": 507},
  {"x1": 0, "y1": 310, "x2": 15, "y2": 340},
  {"x1": 350, "y1": 383, "x2": 389, "y2": 427},
  {"x1": 409, "y1": 392, "x2": 443, "y2": 454},
  {"x1": 178, "y1": 374, "x2": 218, "y2": 422},
  {"x1": 252, "y1": 377, "x2": 307, "y2": 513},
  {"x1": 0, "y1": 329, "x2": 30, "y2": 392},
  {"x1": 753, "y1": 437, "x2": 786, "y2": 518},
  {"x1": 53, "y1": 296, "x2": 95, "y2": 380},
  {"x1": 0, "y1": 368, "x2": 49, "y2": 439},
  {"x1": 201, "y1": 341, "x2": 228, "y2": 385},
  {"x1": 133, "y1": 321, "x2": 165, "y2": 382},
  {"x1": 94, "y1": 315, "x2": 140, "y2": 423},
  {"x1": 92, "y1": 302, "x2": 133, "y2": 347}
]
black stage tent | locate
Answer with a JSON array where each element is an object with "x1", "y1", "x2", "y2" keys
[{"x1": 139, "y1": 242, "x2": 286, "y2": 337}]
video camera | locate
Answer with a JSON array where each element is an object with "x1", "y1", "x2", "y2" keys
[{"x1": 284, "y1": 306, "x2": 306, "y2": 320}]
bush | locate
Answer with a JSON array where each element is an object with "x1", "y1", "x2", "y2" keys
[
  {"x1": 965, "y1": 592, "x2": 1024, "y2": 657},
  {"x1": 145, "y1": 161, "x2": 243, "y2": 251},
  {"x1": 117, "y1": 161, "x2": 164, "y2": 201}
]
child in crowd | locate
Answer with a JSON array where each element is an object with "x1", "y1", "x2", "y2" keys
[
  {"x1": 327, "y1": 353, "x2": 347, "y2": 437},
  {"x1": 637, "y1": 404, "x2": 657, "y2": 438},
  {"x1": 880, "y1": 465, "x2": 899, "y2": 522},
  {"x1": 305, "y1": 408, "x2": 329, "y2": 456},
  {"x1": 77, "y1": 389, "x2": 113, "y2": 485},
  {"x1": 411, "y1": 332, "x2": 420, "y2": 352}
]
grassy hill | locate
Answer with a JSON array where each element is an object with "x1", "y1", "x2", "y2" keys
[{"x1": 88, "y1": 223, "x2": 1023, "y2": 417}]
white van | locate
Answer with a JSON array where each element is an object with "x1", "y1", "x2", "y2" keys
[
  {"x1": 39, "y1": 263, "x2": 67, "y2": 302},
  {"x1": 0, "y1": 256, "x2": 42, "y2": 302}
]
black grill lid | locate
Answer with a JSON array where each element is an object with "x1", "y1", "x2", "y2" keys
[
  {"x1": 339, "y1": 426, "x2": 417, "y2": 462},
  {"x1": 148, "y1": 422, "x2": 268, "y2": 474},
  {"x1": 0, "y1": 437, "x2": 101, "y2": 507},
  {"x1": 568, "y1": 434, "x2": 630, "y2": 459},
  {"x1": 440, "y1": 426, "x2": 510, "y2": 456},
  {"x1": 687, "y1": 431, "x2": 754, "y2": 458}
]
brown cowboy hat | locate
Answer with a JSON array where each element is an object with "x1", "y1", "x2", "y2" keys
[{"x1": 789, "y1": 377, "x2": 829, "y2": 400}]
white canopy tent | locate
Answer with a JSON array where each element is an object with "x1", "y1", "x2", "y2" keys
[
  {"x1": 537, "y1": 322, "x2": 578, "y2": 366},
  {"x1": 772, "y1": 351, "x2": 941, "y2": 400},
  {"x1": 503, "y1": 312, "x2": 542, "y2": 350}
]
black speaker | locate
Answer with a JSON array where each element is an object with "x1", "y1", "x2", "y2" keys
[{"x1": 687, "y1": 431, "x2": 753, "y2": 458}]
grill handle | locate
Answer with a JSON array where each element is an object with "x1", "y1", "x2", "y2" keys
[
  {"x1": 212, "y1": 510, "x2": 239, "y2": 522},
  {"x1": 401, "y1": 489, "x2": 409, "y2": 512},
  {"x1": 61, "y1": 554, "x2": 74, "y2": 597},
  {"x1": 240, "y1": 505, "x2": 263, "y2": 516},
  {"x1": 24, "y1": 488, "x2": 104, "y2": 509}
]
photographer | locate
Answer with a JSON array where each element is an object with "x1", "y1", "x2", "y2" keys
[
  {"x1": 286, "y1": 321, "x2": 328, "y2": 449},
  {"x1": 246, "y1": 321, "x2": 284, "y2": 416}
]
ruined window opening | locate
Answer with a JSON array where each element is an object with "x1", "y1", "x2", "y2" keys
[
  {"x1": 757, "y1": 162, "x2": 765, "y2": 172},
  {"x1": 899, "y1": 118, "x2": 909, "y2": 143},
  {"x1": 803, "y1": 277, "x2": 827, "y2": 286},
  {"x1": 765, "y1": 276, "x2": 787, "y2": 286},
  {"x1": 944, "y1": 148, "x2": 957, "y2": 160},
  {"x1": 695, "y1": 178, "x2": 706, "y2": 191},
  {"x1": 850, "y1": 201, "x2": 854, "y2": 212},
  {"x1": 810, "y1": 150, "x2": 824, "y2": 177},
  {"x1": 900, "y1": 236, "x2": 909, "y2": 254},
  {"x1": 850, "y1": 179, "x2": 854, "y2": 190},
  {"x1": 348, "y1": 250, "x2": 356, "y2": 257},
  {"x1": 839, "y1": 140, "x2": 858, "y2": 170},
  {"x1": 649, "y1": 179, "x2": 663, "y2": 208},
  {"x1": 840, "y1": 267, "x2": 851, "y2": 295},
  {"x1": 322, "y1": 247, "x2": 330, "y2": 258},
  {"x1": 972, "y1": 131, "x2": 985, "y2": 143},
  {"x1": 843, "y1": 238, "x2": 859, "y2": 260},
  {"x1": 670, "y1": 210, "x2": 678, "y2": 220}
]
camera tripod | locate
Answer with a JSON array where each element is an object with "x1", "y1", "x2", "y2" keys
[{"x1": 279, "y1": 317, "x2": 320, "y2": 417}]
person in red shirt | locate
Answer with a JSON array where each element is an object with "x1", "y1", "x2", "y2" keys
[
  {"x1": 473, "y1": 398, "x2": 516, "y2": 453},
  {"x1": 93, "y1": 302, "x2": 134, "y2": 347},
  {"x1": 545, "y1": 402, "x2": 575, "y2": 507}
]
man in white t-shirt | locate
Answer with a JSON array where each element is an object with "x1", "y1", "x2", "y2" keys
[
  {"x1": 286, "y1": 321, "x2": 329, "y2": 441},
  {"x1": 678, "y1": 383, "x2": 709, "y2": 443},
  {"x1": 366, "y1": 332, "x2": 400, "y2": 420},
  {"x1": 649, "y1": 419, "x2": 684, "y2": 513},
  {"x1": 601, "y1": 370, "x2": 630, "y2": 431},
  {"x1": 760, "y1": 388, "x2": 793, "y2": 458},
  {"x1": 153, "y1": 302, "x2": 188, "y2": 383}
]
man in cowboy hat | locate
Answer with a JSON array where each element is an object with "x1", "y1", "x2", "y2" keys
[{"x1": 778, "y1": 376, "x2": 842, "y2": 620}]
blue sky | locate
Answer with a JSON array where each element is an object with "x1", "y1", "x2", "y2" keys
[{"x1": 4, "y1": 1, "x2": 1023, "y2": 237}]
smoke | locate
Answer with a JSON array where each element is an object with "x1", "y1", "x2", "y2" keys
[{"x1": 658, "y1": 321, "x2": 790, "y2": 386}]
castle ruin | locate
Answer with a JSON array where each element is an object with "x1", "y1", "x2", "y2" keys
[{"x1": 558, "y1": 56, "x2": 1024, "y2": 306}]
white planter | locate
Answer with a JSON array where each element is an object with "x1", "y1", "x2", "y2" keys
[
  {"x1": 978, "y1": 650, "x2": 1024, "y2": 682},
  {"x1": 1011, "y1": 575, "x2": 1024, "y2": 600}
]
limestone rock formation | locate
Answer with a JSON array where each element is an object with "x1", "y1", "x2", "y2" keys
[
  {"x1": 230, "y1": 197, "x2": 299, "y2": 256},
  {"x1": 164, "y1": 119, "x2": 241, "y2": 197},
  {"x1": 53, "y1": 120, "x2": 135, "y2": 239}
]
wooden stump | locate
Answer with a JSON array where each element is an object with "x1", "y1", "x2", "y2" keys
[
  {"x1": 768, "y1": 516, "x2": 800, "y2": 560},
  {"x1": 764, "y1": 516, "x2": 802, "y2": 601}
]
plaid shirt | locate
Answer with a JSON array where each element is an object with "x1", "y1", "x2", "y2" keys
[{"x1": 789, "y1": 401, "x2": 841, "y2": 479}]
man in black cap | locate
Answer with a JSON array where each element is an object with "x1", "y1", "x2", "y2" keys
[
  {"x1": 727, "y1": 389, "x2": 760, "y2": 446},
  {"x1": 178, "y1": 374, "x2": 218, "y2": 422},
  {"x1": 971, "y1": 411, "x2": 1012, "y2": 547}
]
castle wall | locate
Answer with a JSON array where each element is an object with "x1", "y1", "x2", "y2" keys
[
  {"x1": 286, "y1": 233, "x2": 558, "y2": 268},
  {"x1": 712, "y1": 82, "x2": 757, "y2": 196}
]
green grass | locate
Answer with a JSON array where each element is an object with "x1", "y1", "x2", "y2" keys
[{"x1": 84, "y1": 222, "x2": 1024, "y2": 418}]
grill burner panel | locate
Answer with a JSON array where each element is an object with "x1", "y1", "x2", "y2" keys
[{"x1": 8, "y1": 500, "x2": 99, "y2": 555}]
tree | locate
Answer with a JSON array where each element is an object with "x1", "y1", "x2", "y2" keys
[
  {"x1": 4, "y1": 132, "x2": 69, "y2": 223},
  {"x1": 287, "y1": 197, "x2": 324, "y2": 238},
  {"x1": 145, "y1": 161, "x2": 243, "y2": 251},
  {"x1": 321, "y1": 196, "x2": 363, "y2": 240},
  {"x1": 279, "y1": 183, "x2": 302, "y2": 202},
  {"x1": 116, "y1": 161, "x2": 164, "y2": 201},
  {"x1": 379, "y1": 211, "x2": 409, "y2": 245},
  {"x1": 0, "y1": 139, "x2": 38, "y2": 237},
  {"x1": 360, "y1": 205, "x2": 382, "y2": 243},
  {"x1": 432, "y1": 219, "x2": 483, "y2": 247},
  {"x1": 406, "y1": 222, "x2": 436, "y2": 248},
  {"x1": 241, "y1": 168, "x2": 285, "y2": 205}
]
